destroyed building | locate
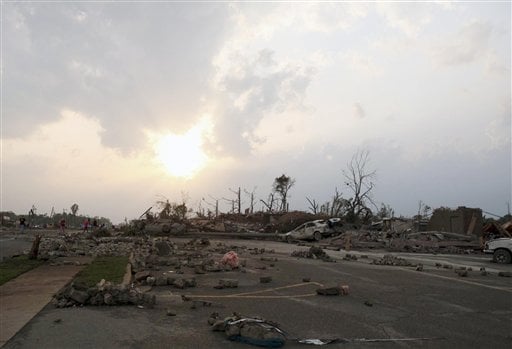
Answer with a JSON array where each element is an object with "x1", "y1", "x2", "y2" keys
[{"x1": 427, "y1": 206, "x2": 482, "y2": 237}]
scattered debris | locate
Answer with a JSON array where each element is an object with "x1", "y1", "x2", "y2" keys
[
  {"x1": 364, "y1": 300, "x2": 373, "y2": 307},
  {"x1": 292, "y1": 247, "x2": 335, "y2": 262},
  {"x1": 260, "y1": 276, "x2": 272, "y2": 284},
  {"x1": 316, "y1": 284, "x2": 349, "y2": 296},
  {"x1": 294, "y1": 337, "x2": 445, "y2": 345},
  {"x1": 214, "y1": 279, "x2": 239, "y2": 289},
  {"x1": 455, "y1": 269, "x2": 468, "y2": 277},
  {"x1": 210, "y1": 313, "x2": 286, "y2": 348},
  {"x1": 372, "y1": 255, "x2": 411, "y2": 267},
  {"x1": 343, "y1": 254, "x2": 358, "y2": 261}
]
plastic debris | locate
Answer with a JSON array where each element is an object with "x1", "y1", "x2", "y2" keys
[{"x1": 221, "y1": 251, "x2": 240, "y2": 268}]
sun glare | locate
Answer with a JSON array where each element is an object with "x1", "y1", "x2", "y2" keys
[{"x1": 153, "y1": 120, "x2": 210, "y2": 178}]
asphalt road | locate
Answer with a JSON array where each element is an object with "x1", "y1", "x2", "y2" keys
[
  {"x1": 0, "y1": 237, "x2": 33, "y2": 261},
  {"x1": 3, "y1": 238, "x2": 512, "y2": 349}
]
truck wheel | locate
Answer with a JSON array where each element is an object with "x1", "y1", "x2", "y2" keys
[
  {"x1": 314, "y1": 231, "x2": 322, "y2": 241},
  {"x1": 493, "y1": 249, "x2": 512, "y2": 264},
  {"x1": 286, "y1": 236, "x2": 293, "y2": 244}
]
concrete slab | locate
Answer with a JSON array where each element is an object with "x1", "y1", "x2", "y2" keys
[{"x1": 0, "y1": 258, "x2": 89, "y2": 347}]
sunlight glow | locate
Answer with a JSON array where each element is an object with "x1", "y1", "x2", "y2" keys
[{"x1": 152, "y1": 119, "x2": 211, "y2": 178}]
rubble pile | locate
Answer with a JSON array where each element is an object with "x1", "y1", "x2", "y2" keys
[
  {"x1": 328, "y1": 229, "x2": 481, "y2": 254},
  {"x1": 372, "y1": 254, "x2": 412, "y2": 266},
  {"x1": 390, "y1": 231, "x2": 479, "y2": 254},
  {"x1": 291, "y1": 246, "x2": 335, "y2": 262},
  {"x1": 53, "y1": 280, "x2": 155, "y2": 308},
  {"x1": 38, "y1": 235, "x2": 146, "y2": 259},
  {"x1": 189, "y1": 218, "x2": 264, "y2": 234},
  {"x1": 329, "y1": 230, "x2": 387, "y2": 250}
]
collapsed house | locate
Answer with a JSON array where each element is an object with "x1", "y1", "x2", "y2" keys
[
  {"x1": 427, "y1": 206, "x2": 483, "y2": 237},
  {"x1": 482, "y1": 221, "x2": 512, "y2": 240}
]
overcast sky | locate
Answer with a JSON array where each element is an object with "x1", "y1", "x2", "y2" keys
[{"x1": 1, "y1": 1, "x2": 510, "y2": 223}]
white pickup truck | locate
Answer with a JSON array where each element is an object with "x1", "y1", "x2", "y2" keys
[{"x1": 484, "y1": 238, "x2": 512, "y2": 264}]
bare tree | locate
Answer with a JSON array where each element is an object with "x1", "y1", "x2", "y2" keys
[
  {"x1": 244, "y1": 187, "x2": 257, "y2": 214},
  {"x1": 232, "y1": 187, "x2": 242, "y2": 214},
  {"x1": 203, "y1": 195, "x2": 219, "y2": 218},
  {"x1": 222, "y1": 187, "x2": 242, "y2": 214},
  {"x1": 71, "y1": 203, "x2": 79, "y2": 227},
  {"x1": 260, "y1": 193, "x2": 277, "y2": 213},
  {"x1": 306, "y1": 197, "x2": 319, "y2": 214},
  {"x1": 343, "y1": 150, "x2": 376, "y2": 223},
  {"x1": 273, "y1": 174, "x2": 295, "y2": 212},
  {"x1": 330, "y1": 187, "x2": 348, "y2": 217}
]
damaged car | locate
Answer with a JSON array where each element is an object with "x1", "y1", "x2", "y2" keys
[{"x1": 281, "y1": 219, "x2": 343, "y2": 243}]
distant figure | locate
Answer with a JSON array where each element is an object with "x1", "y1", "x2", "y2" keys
[
  {"x1": 19, "y1": 217, "x2": 26, "y2": 234},
  {"x1": 92, "y1": 219, "x2": 98, "y2": 231},
  {"x1": 59, "y1": 218, "x2": 66, "y2": 234},
  {"x1": 83, "y1": 218, "x2": 90, "y2": 233}
]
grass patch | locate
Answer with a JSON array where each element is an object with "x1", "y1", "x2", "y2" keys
[
  {"x1": 75, "y1": 256, "x2": 128, "y2": 287},
  {"x1": 0, "y1": 255, "x2": 45, "y2": 286}
]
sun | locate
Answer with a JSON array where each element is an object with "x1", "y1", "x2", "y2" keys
[{"x1": 152, "y1": 121, "x2": 210, "y2": 178}]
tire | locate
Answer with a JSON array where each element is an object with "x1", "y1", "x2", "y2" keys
[
  {"x1": 493, "y1": 249, "x2": 512, "y2": 264},
  {"x1": 286, "y1": 235, "x2": 293, "y2": 244},
  {"x1": 313, "y1": 231, "x2": 322, "y2": 241}
]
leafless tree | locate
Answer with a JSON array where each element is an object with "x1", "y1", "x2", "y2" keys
[
  {"x1": 223, "y1": 187, "x2": 243, "y2": 214},
  {"x1": 244, "y1": 187, "x2": 257, "y2": 214},
  {"x1": 71, "y1": 203, "x2": 79, "y2": 227},
  {"x1": 202, "y1": 195, "x2": 220, "y2": 218},
  {"x1": 306, "y1": 197, "x2": 319, "y2": 214},
  {"x1": 260, "y1": 193, "x2": 278, "y2": 213},
  {"x1": 330, "y1": 187, "x2": 348, "y2": 217},
  {"x1": 343, "y1": 150, "x2": 376, "y2": 223},
  {"x1": 321, "y1": 202, "x2": 330, "y2": 215},
  {"x1": 232, "y1": 187, "x2": 242, "y2": 214}
]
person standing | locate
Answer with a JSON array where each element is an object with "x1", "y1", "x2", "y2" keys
[
  {"x1": 19, "y1": 216, "x2": 27, "y2": 234},
  {"x1": 59, "y1": 218, "x2": 66, "y2": 234},
  {"x1": 83, "y1": 218, "x2": 90, "y2": 233}
]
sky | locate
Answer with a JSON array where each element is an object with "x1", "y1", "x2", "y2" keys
[{"x1": 1, "y1": 1, "x2": 510, "y2": 224}]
